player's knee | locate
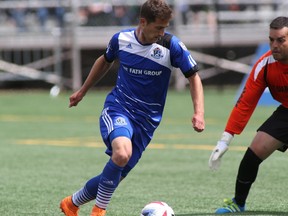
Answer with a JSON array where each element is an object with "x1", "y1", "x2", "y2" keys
[
  {"x1": 112, "y1": 150, "x2": 131, "y2": 167},
  {"x1": 111, "y1": 135, "x2": 132, "y2": 167}
]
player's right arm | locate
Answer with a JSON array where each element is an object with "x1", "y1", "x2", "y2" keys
[{"x1": 69, "y1": 55, "x2": 113, "y2": 107}]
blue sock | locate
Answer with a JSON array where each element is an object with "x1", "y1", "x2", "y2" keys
[
  {"x1": 72, "y1": 175, "x2": 100, "y2": 206},
  {"x1": 96, "y1": 159, "x2": 123, "y2": 209},
  {"x1": 85, "y1": 175, "x2": 101, "y2": 197}
]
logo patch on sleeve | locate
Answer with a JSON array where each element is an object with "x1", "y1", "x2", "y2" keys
[
  {"x1": 115, "y1": 117, "x2": 127, "y2": 126},
  {"x1": 178, "y1": 41, "x2": 188, "y2": 51}
]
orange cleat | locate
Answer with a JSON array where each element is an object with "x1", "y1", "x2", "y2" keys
[
  {"x1": 60, "y1": 196, "x2": 79, "y2": 216},
  {"x1": 90, "y1": 205, "x2": 106, "y2": 216}
]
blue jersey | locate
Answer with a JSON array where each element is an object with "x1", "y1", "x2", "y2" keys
[{"x1": 103, "y1": 28, "x2": 198, "y2": 132}]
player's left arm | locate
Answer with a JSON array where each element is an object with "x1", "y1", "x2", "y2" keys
[
  {"x1": 188, "y1": 73, "x2": 205, "y2": 132},
  {"x1": 169, "y1": 36, "x2": 205, "y2": 132}
]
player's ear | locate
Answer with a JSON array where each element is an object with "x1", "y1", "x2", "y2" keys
[{"x1": 139, "y1": 17, "x2": 147, "y2": 28}]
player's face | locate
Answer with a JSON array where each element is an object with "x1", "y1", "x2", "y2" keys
[
  {"x1": 269, "y1": 27, "x2": 288, "y2": 64},
  {"x1": 139, "y1": 18, "x2": 170, "y2": 44}
]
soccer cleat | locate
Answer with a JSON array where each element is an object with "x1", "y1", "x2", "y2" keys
[
  {"x1": 215, "y1": 198, "x2": 245, "y2": 214},
  {"x1": 60, "y1": 196, "x2": 79, "y2": 216},
  {"x1": 90, "y1": 205, "x2": 106, "y2": 216}
]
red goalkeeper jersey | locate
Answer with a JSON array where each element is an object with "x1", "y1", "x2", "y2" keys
[{"x1": 225, "y1": 50, "x2": 288, "y2": 135}]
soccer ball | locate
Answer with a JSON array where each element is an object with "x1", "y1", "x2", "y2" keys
[
  {"x1": 49, "y1": 85, "x2": 60, "y2": 97},
  {"x1": 140, "y1": 201, "x2": 175, "y2": 216}
]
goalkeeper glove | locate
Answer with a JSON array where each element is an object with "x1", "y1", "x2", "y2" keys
[{"x1": 208, "y1": 131, "x2": 233, "y2": 171}]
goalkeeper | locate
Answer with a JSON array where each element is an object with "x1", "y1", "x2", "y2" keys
[{"x1": 209, "y1": 16, "x2": 288, "y2": 214}]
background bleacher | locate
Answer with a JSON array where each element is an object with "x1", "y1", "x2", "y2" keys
[{"x1": 0, "y1": 0, "x2": 287, "y2": 90}]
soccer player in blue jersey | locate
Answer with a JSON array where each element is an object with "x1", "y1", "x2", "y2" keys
[{"x1": 60, "y1": 0, "x2": 205, "y2": 215}]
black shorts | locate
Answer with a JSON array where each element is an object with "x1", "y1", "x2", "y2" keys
[{"x1": 257, "y1": 105, "x2": 288, "y2": 152}]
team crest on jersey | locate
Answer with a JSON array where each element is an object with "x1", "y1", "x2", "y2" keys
[
  {"x1": 151, "y1": 47, "x2": 163, "y2": 59},
  {"x1": 115, "y1": 117, "x2": 127, "y2": 126}
]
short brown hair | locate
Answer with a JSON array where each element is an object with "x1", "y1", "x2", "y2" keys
[
  {"x1": 139, "y1": 0, "x2": 173, "y2": 24},
  {"x1": 270, "y1": 16, "x2": 288, "y2": 29}
]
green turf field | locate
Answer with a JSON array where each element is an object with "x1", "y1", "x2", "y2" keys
[{"x1": 0, "y1": 87, "x2": 286, "y2": 216}]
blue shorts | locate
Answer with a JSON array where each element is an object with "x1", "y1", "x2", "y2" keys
[{"x1": 99, "y1": 107, "x2": 152, "y2": 177}]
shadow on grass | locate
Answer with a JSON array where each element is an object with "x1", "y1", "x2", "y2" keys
[{"x1": 177, "y1": 211, "x2": 288, "y2": 215}]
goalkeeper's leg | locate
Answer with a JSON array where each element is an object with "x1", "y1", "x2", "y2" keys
[
  {"x1": 234, "y1": 147, "x2": 262, "y2": 207},
  {"x1": 234, "y1": 129, "x2": 284, "y2": 207},
  {"x1": 215, "y1": 147, "x2": 262, "y2": 214}
]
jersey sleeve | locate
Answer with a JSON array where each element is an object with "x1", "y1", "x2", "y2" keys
[
  {"x1": 225, "y1": 56, "x2": 268, "y2": 135},
  {"x1": 104, "y1": 32, "x2": 120, "y2": 63},
  {"x1": 169, "y1": 36, "x2": 198, "y2": 78}
]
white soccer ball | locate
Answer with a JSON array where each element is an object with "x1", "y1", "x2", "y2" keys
[
  {"x1": 140, "y1": 201, "x2": 175, "y2": 216},
  {"x1": 49, "y1": 85, "x2": 60, "y2": 97}
]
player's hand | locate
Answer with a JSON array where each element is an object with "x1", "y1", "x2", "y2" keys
[
  {"x1": 69, "y1": 90, "x2": 85, "y2": 108},
  {"x1": 192, "y1": 113, "x2": 205, "y2": 132},
  {"x1": 208, "y1": 132, "x2": 233, "y2": 171}
]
